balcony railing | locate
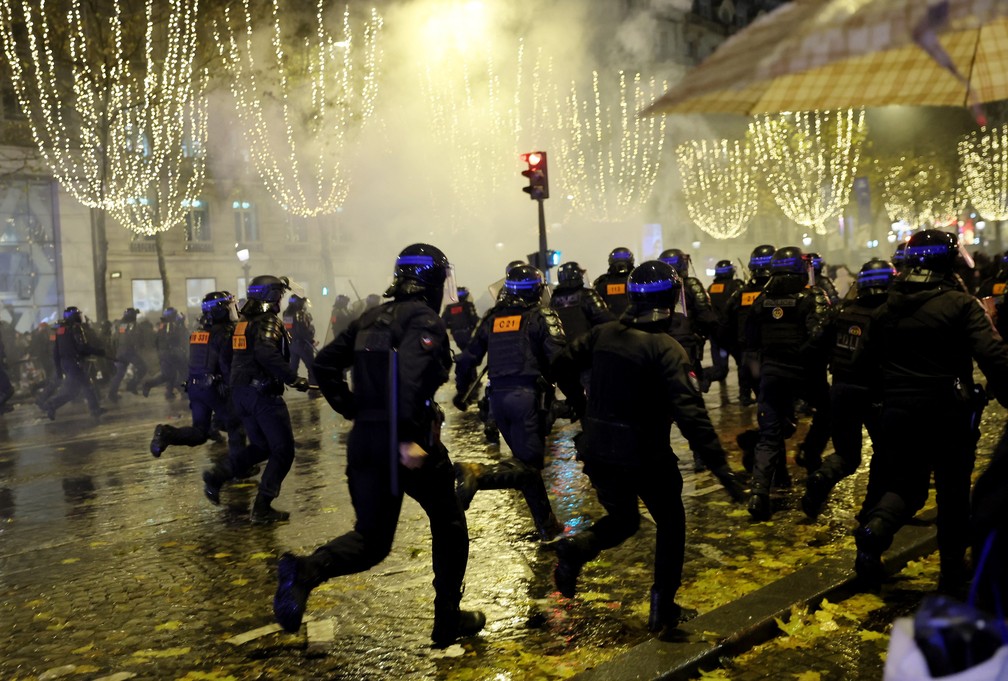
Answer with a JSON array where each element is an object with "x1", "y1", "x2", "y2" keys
[
  {"x1": 129, "y1": 240, "x2": 157, "y2": 253},
  {"x1": 185, "y1": 241, "x2": 214, "y2": 253}
]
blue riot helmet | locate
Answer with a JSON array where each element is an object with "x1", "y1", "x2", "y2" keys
[
  {"x1": 769, "y1": 246, "x2": 806, "y2": 275},
  {"x1": 714, "y1": 260, "x2": 736, "y2": 279},
  {"x1": 504, "y1": 264, "x2": 545, "y2": 303},
  {"x1": 201, "y1": 291, "x2": 234, "y2": 322},
  {"x1": 161, "y1": 307, "x2": 181, "y2": 323},
  {"x1": 557, "y1": 262, "x2": 586, "y2": 288},
  {"x1": 658, "y1": 249, "x2": 689, "y2": 277},
  {"x1": 607, "y1": 247, "x2": 635, "y2": 275},
  {"x1": 63, "y1": 306, "x2": 83, "y2": 324},
  {"x1": 457, "y1": 286, "x2": 470, "y2": 300},
  {"x1": 245, "y1": 274, "x2": 290, "y2": 315},
  {"x1": 121, "y1": 307, "x2": 139, "y2": 323},
  {"x1": 748, "y1": 244, "x2": 776, "y2": 279},
  {"x1": 388, "y1": 243, "x2": 455, "y2": 311},
  {"x1": 625, "y1": 260, "x2": 682, "y2": 323},
  {"x1": 856, "y1": 259, "x2": 897, "y2": 299},
  {"x1": 505, "y1": 260, "x2": 525, "y2": 276},
  {"x1": 903, "y1": 230, "x2": 970, "y2": 283}
]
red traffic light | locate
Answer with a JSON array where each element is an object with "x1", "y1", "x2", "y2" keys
[
  {"x1": 520, "y1": 150, "x2": 549, "y2": 200},
  {"x1": 524, "y1": 152, "x2": 543, "y2": 167}
]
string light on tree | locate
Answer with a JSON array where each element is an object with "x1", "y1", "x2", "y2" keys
[
  {"x1": 881, "y1": 153, "x2": 962, "y2": 229},
  {"x1": 749, "y1": 108, "x2": 865, "y2": 235},
  {"x1": 0, "y1": 0, "x2": 203, "y2": 234},
  {"x1": 558, "y1": 70, "x2": 667, "y2": 223},
  {"x1": 676, "y1": 139, "x2": 758, "y2": 240},
  {"x1": 959, "y1": 125, "x2": 1008, "y2": 221},
  {"x1": 220, "y1": 0, "x2": 383, "y2": 218}
]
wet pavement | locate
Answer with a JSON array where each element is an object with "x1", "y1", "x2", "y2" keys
[{"x1": 0, "y1": 371, "x2": 1003, "y2": 680}]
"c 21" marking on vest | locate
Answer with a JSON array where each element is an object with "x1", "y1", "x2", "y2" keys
[
  {"x1": 741, "y1": 291, "x2": 759, "y2": 306},
  {"x1": 492, "y1": 315, "x2": 522, "y2": 333}
]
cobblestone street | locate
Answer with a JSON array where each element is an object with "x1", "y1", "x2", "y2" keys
[{"x1": 1, "y1": 374, "x2": 1002, "y2": 680}]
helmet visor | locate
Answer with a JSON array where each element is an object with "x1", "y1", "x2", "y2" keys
[{"x1": 441, "y1": 264, "x2": 458, "y2": 309}]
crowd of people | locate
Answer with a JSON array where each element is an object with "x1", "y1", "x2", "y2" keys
[{"x1": 1, "y1": 232, "x2": 1006, "y2": 650}]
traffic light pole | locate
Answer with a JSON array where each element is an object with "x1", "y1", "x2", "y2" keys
[{"x1": 537, "y1": 197, "x2": 547, "y2": 280}]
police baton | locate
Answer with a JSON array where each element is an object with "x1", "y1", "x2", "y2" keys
[{"x1": 459, "y1": 366, "x2": 488, "y2": 405}]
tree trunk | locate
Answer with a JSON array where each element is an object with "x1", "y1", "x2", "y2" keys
[
  {"x1": 90, "y1": 205, "x2": 109, "y2": 323},
  {"x1": 155, "y1": 231, "x2": 171, "y2": 308}
]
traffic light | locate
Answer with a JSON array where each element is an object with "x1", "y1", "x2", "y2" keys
[
  {"x1": 527, "y1": 250, "x2": 561, "y2": 271},
  {"x1": 521, "y1": 151, "x2": 549, "y2": 200}
]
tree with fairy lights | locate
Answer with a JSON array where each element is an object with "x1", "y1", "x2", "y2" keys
[
  {"x1": 0, "y1": 0, "x2": 204, "y2": 320},
  {"x1": 219, "y1": 0, "x2": 382, "y2": 288},
  {"x1": 676, "y1": 138, "x2": 759, "y2": 240},
  {"x1": 748, "y1": 109, "x2": 866, "y2": 237},
  {"x1": 960, "y1": 125, "x2": 1008, "y2": 246},
  {"x1": 878, "y1": 153, "x2": 963, "y2": 230}
]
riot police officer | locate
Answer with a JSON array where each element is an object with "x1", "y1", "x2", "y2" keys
[
  {"x1": 720, "y1": 245, "x2": 775, "y2": 406},
  {"x1": 807, "y1": 253, "x2": 840, "y2": 306},
  {"x1": 329, "y1": 294, "x2": 353, "y2": 342},
  {"x1": 453, "y1": 265, "x2": 572, "y2": 542},
  {"x1": 593, "y1": 247, "x2": 634, "y2": 317},
  {"x1": 107, "y1": 308, "x2": 147, "y2": 401},
  {"x1": 975, "y1": 250, "x2": 1008, "y2": 339},
  {"x1": 202, "y1": 276, "x2": 309, "y2": 523},
  {"x1": 745, "y1": 247, "x2": 832, "y2": 521},
  {"x1": 273, "y1": 244, "x2": 484, "y2": 647},
  {"x1": 802, "y1": 259, "x2": 896, "y2": 519},
  {"x1": 854, "y1": 230, "x2": 1008, "y2": 594},
  {"x1": 550, "y1": 262, "x2": 614, "y2": 343},
  {"x1": 283, "y1": 294, "x2": 319, "y2": 396},
  {"x1": 442, "y1": 286, "x2": 479, "y2": 350},
  {"x1": 39, "y1": 307, "x2": 106, "y2": 421},
  {"x1": 150, "y1": 292, "x2": 244, "y2": 460},
  {"x1": 891, "y1": 242, "x2": 907, "y2": 274},
  {"x1": 551, "y1": 261, "x2": 745, "y2": 635},
  {"x1": 703, "y1": 260, "x2": 744, "y2": 399},
  {"x1": 658, "y1": 248, "x2": 720, "y2": 382},
  {"x1": 142, "y1": 308, "x2": 188, "y2": 399}
]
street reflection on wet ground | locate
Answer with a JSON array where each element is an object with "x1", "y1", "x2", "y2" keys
[{"x1": 0, "y1": 374, "x2": 1001, "y2": 680}]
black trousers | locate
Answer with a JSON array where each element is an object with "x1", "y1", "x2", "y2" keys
[
  {"x1": 822, "y1": 381, "x2": 879, "y2": 490},
  {"x1": 309, "y1": 423, "x2": 469, "y2": 610},
  {"x1": 46, "y1": 362, "x2": 100, "y2": 415},
  {"x1": 166, "y1": 384, "x2": 245, "y2": 459},
  {"x1": 108, "y1": 348, "x2": 148, "y2": 395},
  {"x1": 752, "y1": 368, "x2": 800, "y2": 494},
  {"x1": 579, "y1": 455, "x2": 686, "y2": 603},
  {"x1": 229, "y1": 386, "x2": 295, "y2": 499}
]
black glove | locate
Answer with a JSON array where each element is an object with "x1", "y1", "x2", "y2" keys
[
  {"x1": 712, "y1": 465, "x2": 746, "y2": 503},
  {"x1": 452, "y1": 393, "x2": 468, "y2": 412},
  {"x1": 290, "y1": 377, "x2": 310, "y2": 392}
]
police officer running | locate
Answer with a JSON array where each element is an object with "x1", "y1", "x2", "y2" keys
[
  {"x1": 202, "y1": 276, "x2": 310, "y2": 523},
  {"x1": 442, "y1": 286, "x2": 480, "y2": 350},
  {"x1": 150, "y1": 292, "x2": 245, "y2": 460},
  {"x1": 39, "y1": 306, "x2": 106, "y2": 421},
  {"x1": 720, "y1": 245, "x2": 775, "y2": 406},
  {"x1": 453, "y1": 265, "x2": 573, "y2": 542},
  {"x1": 272, "y1": 244, "x2": 484, "y2": 648},
  {"x1": 593, "y1": 247, "x2": 634, "y2": 317},
  {"x1": 745, "y1": 247, "x2": 832, "y2": 521},
  {"x1": 549, "y1": 262, "x2": 614, "y2": 343},
  {"x1": 802, "y1": 259, "x2": 896, "y2": 519},
  {"x1": 283, "y1": 294, "x2": 320, "y2": 397},
  {"x1": 329, "y1": 294, "x2": 353, "y2": 342},
  {"x1": 703, "y1": 260, "x2": 744, "y2": 400},
  {"x1": 106, "y1": 307, "x2": 147, "y2": 401},
  {"x1": 551, "y1": 260, "x2": 745, "y2": 635},
  {"x1": 142, "y1": 308, "x2": 188, "y2": 400},
  {"x1": 854, "y1": 230, "x2": 1008, "y2": 595}
]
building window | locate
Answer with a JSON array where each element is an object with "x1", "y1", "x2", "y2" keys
[
  {"x1": 233, "y1": 200, "x2": 259, "y2": 243},
  {"x1": 132, "y1": 279, "x2": 164, "y2": 314},
  {"x1": 184, "y1": 198, "x2": 211, "y2": 251},
  {"x1": 286, "y1": 214, "x2": 310, "y2": 243},
  {"x1": 186, "y1": 277, "x2": 216, "y2": 317}
]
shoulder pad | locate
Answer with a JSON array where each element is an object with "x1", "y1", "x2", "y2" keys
[
  {"x1": 259, "y1": 315, "x2": 286, "y2": 341},
  {"x1": 541, "y1": 307, "x2": 566, "y2": 339}
]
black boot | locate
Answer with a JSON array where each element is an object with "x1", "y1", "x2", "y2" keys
[
  {"x1": 554, "y1": 534, "x2": 595, "y2": 598},
  {"x1": 273, "y1": 552, "x2": 321, "y2": 633},
  {"x1": 453, "y1": 462, "x2": 483, "y2": 510},
  {"x1": 150, "y1": 424, "x2": 175, "y2": 458},
  {"x1": 202, "y1": 463, "x2": 231, "y2": 505},
  {"x1": 251, "y1": 493, "x2": 290, "y2": 524},
  {"x1": 522, "y1": 481, "x2": 563, "y2": 543},
  {"x1": 648, "y1": 586, "x2": 698, "y2": 632},
  {"x1": 801, "y1": 469, "x2": 833, "y2": 519},
  {"x1": 795, "y1": 443, "x2": 822, "y2": 474},
  {"x1": 431, "y1": 606, "x2": 486, "y2": 648},
  {"x1": 854, "y1": 518, "x2": 888, "y2": 589},
  {"x1": 748, "y1": 492, "x2": 771, "y2": 521}
]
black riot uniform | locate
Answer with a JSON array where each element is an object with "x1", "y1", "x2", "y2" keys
[
  {"x1": 107, "y1": 308, "x2": 148, "y2": 401},
  {"x1": 142, "y1": 308, "x2": 188, "y2": 399},
  {"x1": 745, "y1": 247, "x2": 832, "y2": 521},
  {"x1": 442, "y1": 287, "x2": 480, "y2": 350},
  {"x1": 202, "y1": 276, "x2": 309, "y2": 523},
  {"x1": 855, "y1": 231, "x2": 1008, "y2": 594},
  {"x1": 272, "y1": 244, "x2": 485, "y2": 648},
  {"x1": 801, "y1": 260, "x2": 895, "y2": 519},
  {"x1": 658, "y1": 249, "x2": 721, "y2": 386},
  {"x1": 549, "y1": 262, "x2": 614, "y2": 342},
  {"x1": 720, "y1": 245, "x2": 775, "y2": 406},
  {"x1": 975, "y1": 250, "x2": 1008, "y2": 339},
  {"x1": 328, "y1": 294, "x2": 353, "y2": 343},
  {"x1": 550, "y1": 261, "x2": 745, "y2": 634},
  {"x1": 40, "y1": 307, "x2": 105, "y2": 420},
  {"x1": 0, "y1": 332, "x2": 13, "y2": 414},
  {"x1": 149, "y1": 293, "x2": 245, "y2": 460},
  {"x1": 283, "y1": 294, "x2": 319, "y2": 392},
  {"x1": 593, "y1": 247, "x2": 634, "y2": 318},
  {"x1": 702, "y1": 260, "x2": 744, "y2": 393},
  {"x1": 453, "y1": 265, "x2": 573, "y2": 542}
]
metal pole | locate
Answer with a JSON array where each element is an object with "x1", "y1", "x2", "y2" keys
[{"x1": 537, "y1": 197, "x2": 547, "y2": 275}]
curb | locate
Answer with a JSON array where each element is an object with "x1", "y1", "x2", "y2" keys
[{"x1": 575, "y1": 509, "x2": 939, "y2": 681}]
